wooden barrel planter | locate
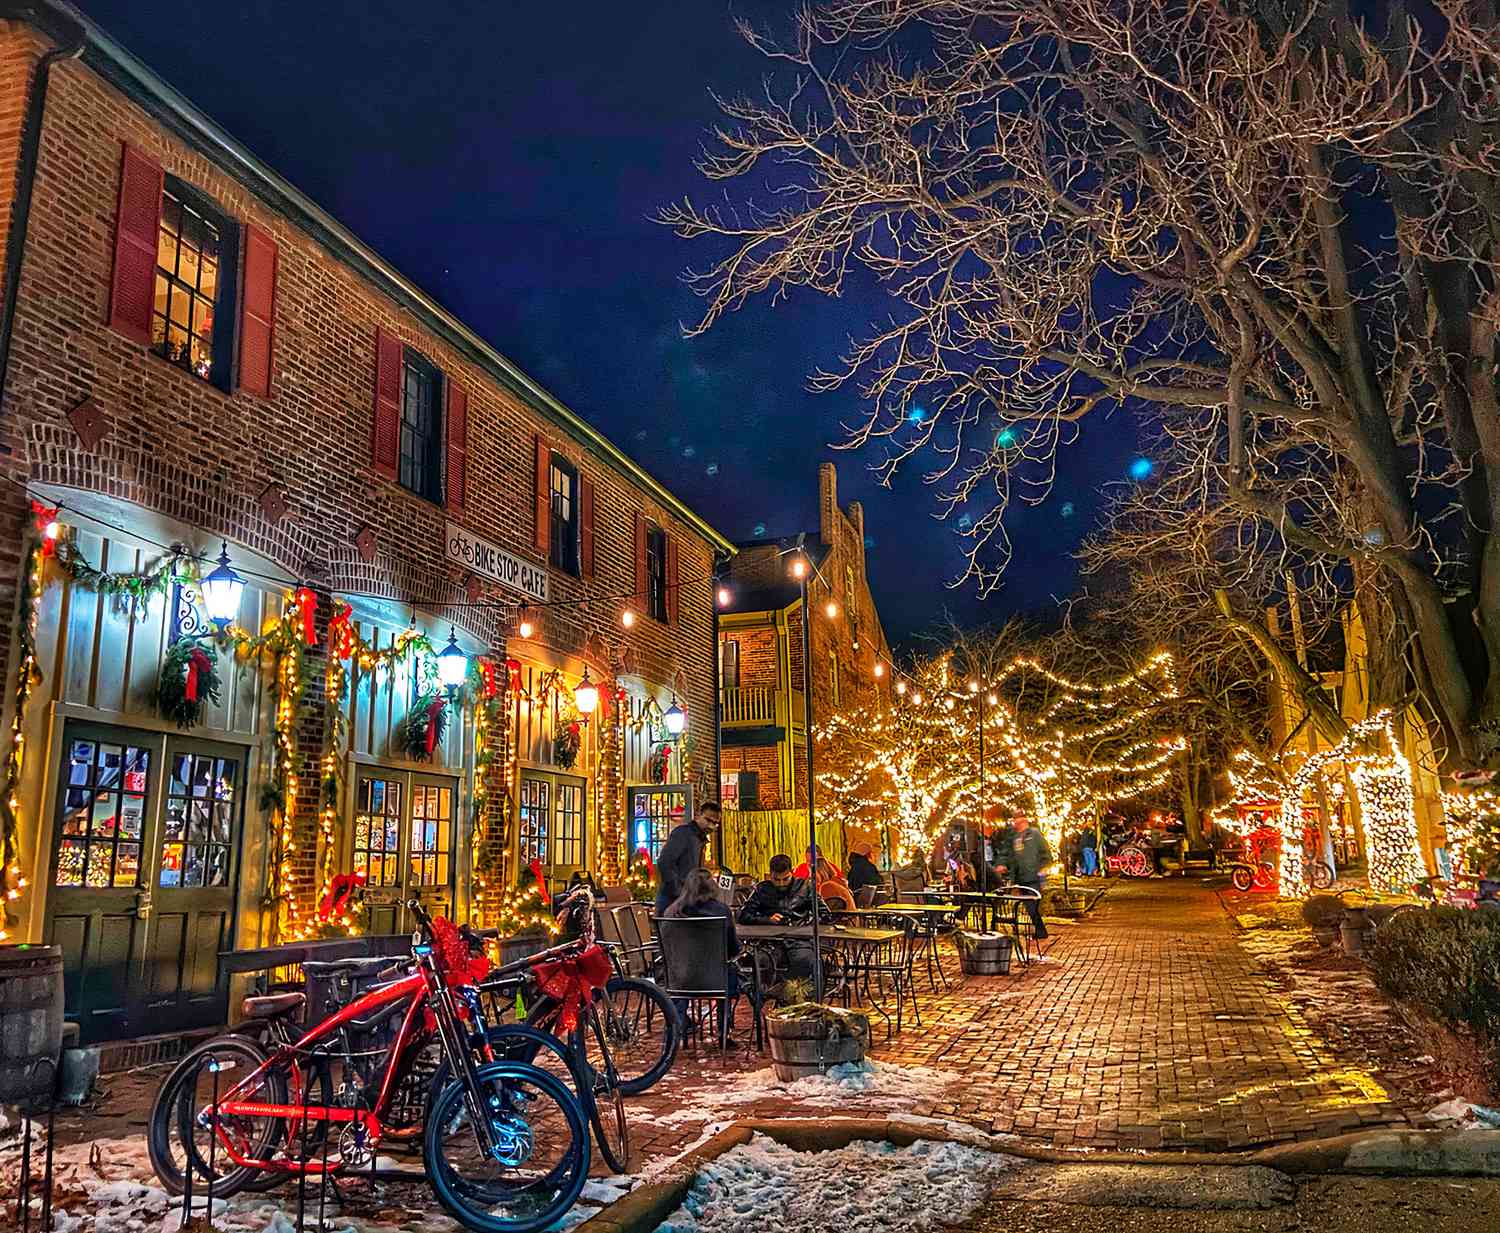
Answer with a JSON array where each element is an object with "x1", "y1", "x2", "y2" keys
[
  {"x1": 1340, "y1": 907, "x2": 1372, "y2": 957},
  {"x1": 957, "y1": 931, "x2": 1013, "y2": 975},
  {"x1": 766, "y1": 1005, "x2": 870, "y2": 1082},
  {"x1": 0, "y1": 944, "x2": 64, "y2": 1106}
]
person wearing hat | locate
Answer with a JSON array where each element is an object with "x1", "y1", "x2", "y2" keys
[{"x1": 846, "y1": 840, "x2": 883, "y2": 898}]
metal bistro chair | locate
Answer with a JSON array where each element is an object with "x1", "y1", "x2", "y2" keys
[
  {"x1": 853, "y1": 884, "x2": 879, "y2": 908},
  {"x1": 1002, "y1": 886, "x2": 1044, "y2": 965},
  {"x1": 891, "y1": 867, "x2": 926, "y2": 903},
  {"x1": 655, "y1": 916, "x2": 737, "y2": 1052},
  {"x1": 609, "y1": 903, "x2": 658, "y2": 979},
  {"x1": 860, "y1": 916, "x2": 920, "y2": 1038}
]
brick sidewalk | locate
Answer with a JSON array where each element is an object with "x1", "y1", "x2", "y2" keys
[
  {"x1": 622, "y1": 878, "x2": 1418, "y2": 1163},
  {"x1": 50, "y1": 878, "x2": 1420, "y2": 1173}
]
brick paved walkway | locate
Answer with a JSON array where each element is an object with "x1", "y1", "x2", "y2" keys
[{"x1": 623, "y1": 878, "x2": 1418, "y2": 1163}]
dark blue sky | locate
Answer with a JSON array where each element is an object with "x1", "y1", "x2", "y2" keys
[{"x1": 76, "y1": 0, "x2": 1133, "y2": 643}]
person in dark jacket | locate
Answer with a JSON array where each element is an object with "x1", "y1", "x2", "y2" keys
[
  {"x1": 654, "y1": 801, "x2": 720, "y2": 918},
  {"x1": 738, "y1": 854, "x2": 815, "y2": 981},
  {"x1": 1000, "y1": 814, "x2": 1052, "y2": 940},
  {"x1": 665, "y1": 867, "x2": 741, "y2": 1044},
  {"x1": 846, "y1": 841, "x2": 883, "y2": 898}
]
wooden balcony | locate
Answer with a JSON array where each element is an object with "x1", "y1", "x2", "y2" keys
[{"x1": 720, "y1": 687, "x2": 806, "y2": 731}]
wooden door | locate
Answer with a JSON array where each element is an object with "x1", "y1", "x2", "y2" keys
[
  {"x1": 352, "y1": 768, "x2": 456, "y2": 934},
  {"x1": 47, "y1": 724, "x2": 159, "y2": 1042},
  {"x1": 148, "y1": 739, "x2": 244, "y2": 1032},
  {"x1": 518, "y1": 770, "x2": 588, "y2": 888}
]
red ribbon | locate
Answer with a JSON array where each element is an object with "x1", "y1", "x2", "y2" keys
[
  {"x1": 529, "y1": 857, "x2": 552, "y2": 905},
  {"x1": 636, "y1": 846, "x2": 656, "y2": 880},
  {"x1": 424, "y1": 697, "x2": 445, "y2": 755},
  {"x1": 532, "y1": 944, "x2": 612, "y2": 1034},
  {"x1": 318, "y1": 871, "x2": 367, "y2": 922},
  {"x1": 184, "y1": 649, "x2": 212, "y2": 702},
  {"x1": 431, "y1": 915, "x2": 491, "y2": 987},
  {"x1": 329, "y1": 604, "x2": 355, "y2": 660},
  {"x1": 30, "y1": 500, "x2": 60, "y2": 557},
  {"x1": 294, "y1": 587, "x2": 317, "y2": 646},
  {"x1": 480, "y1": 659, "x2": 499, "y2": 699}
]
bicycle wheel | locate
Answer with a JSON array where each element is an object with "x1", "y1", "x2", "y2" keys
[
  {"x1": 1309, "y1": 862, "x2": 1335, "y2": 891},
  {"x1": 1230, "y1": 864, "x2": 1253, "y2": 892},
  {"x1": 1122, "y1": 847, "x2": 1151, "y2": 878},
  {"x1": 1252, "y1": 861, "x2": 1277, "y2": 891},
  {"x1": 424, "y1": 1061, "x2": 589, "y2": 1233},
  {"x1": 544, "y1": 976, "x2": 680, "y2": 1095},
  {"x1": 580, "y1": 1007, "x2": 630, "y2": 1174},
  {"x1": 148, "y1": 1035, "x2": 281, "y2": 1200}
]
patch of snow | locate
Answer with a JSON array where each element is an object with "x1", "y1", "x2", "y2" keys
[
  {"x1": 1427, "y1": 1098, "x2": 1500, "y2": 1128},
  {"x1": 652, "y1": 1133, "x2": 1011, "y2": 1233}
]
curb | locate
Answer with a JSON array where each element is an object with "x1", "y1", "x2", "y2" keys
[{"x1": 571, "y1": 1117, "x2": 1500, "y2": 1231}]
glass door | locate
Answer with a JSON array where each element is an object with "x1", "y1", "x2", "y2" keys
[
  {"x1": 352, "y1": 769, "x2": 456, "y2": 934},
  {"x1": 518, "y1": 770, "x2": 588, "y2": 892}
]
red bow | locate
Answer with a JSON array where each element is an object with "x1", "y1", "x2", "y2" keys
[
  {"x1": 31, "y1": 500, "x2": 60, "y2": 557},
  {"x1": 184, "y1": 649, "x2": 213, "y2": 702},
  {"x1": 329, "y1": 603, "x2": 355, "y2": 660},
  {"x1": 318, "y1": 871, "x2": 367, "y2": 922},
  {"x1": 294, "y1": 587, "x2": 317, "y2": 647},
  {"x1": 431, "y1": 915, "x2": 491, "y2": 987},
  {"x1": 480, "y1": 659, "x2": 499, "y2": 699},
  {"x1": 424, "y1": 697, "x2": 445, "y2": 754},
  {"x1": 636, "y1": 846, "x2": 656, "y2": 880},
  {"x1": 532, "y1": 944, "x2": 611, "y2": 1034},
  {"x1": 529, "y1": 857, "x2": 552, "y2": 905}
]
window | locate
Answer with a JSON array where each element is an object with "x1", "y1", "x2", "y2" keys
[
  {"x1": 159, "y1": 751, "x2": 236, "y2": 889},
  {"x1": 519, "y1": 777, "x2": 550, "y2": 867},
  {"x1": 409, "y1": 783, "x2": 453, "y2": 888},
  {"x1": 645, "y1": 525, "x2": 668, "y2": 622},
  {"x1": 828, "y1": 651, "x2": 841, "y2": 707},
  {"x1": 721, "y1": 638, "x2": 740, "y2": 690},
  {"x1": 549, "y1": 454, "x2": 579, "y2": 575},
  {"x1": 554, "y1": 782, "x2": 584, "y2": 869},
  {"x1": 354, "y1": 777, "x2": 403, "y2": 888},
  {"x1": 398, "y1": 350, "x2": 443, "y2": 501},
  {"x1": 56, "y1": 739, "x2": 151, "y2": 889},
  {"x1": 151, "y1": 178, "x2": 238, "y2": 390}
]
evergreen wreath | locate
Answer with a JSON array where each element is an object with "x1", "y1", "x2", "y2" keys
[
  {"x1": 648, "y1": 742, "x2": 673, "y2": 784},
  {"x1": 555, "y1": 720, "x2": 582, "y2": 770},
  {"x1": 155, "y1": 637, "x2": 222, "y2": 729},
  {"x1": 398, "y1": 693, "x2": 448, "y2": 761}
]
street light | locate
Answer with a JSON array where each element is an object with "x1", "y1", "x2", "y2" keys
[
  {"x1": 200, "y1": 543, "x2": 245, "y2": 628},
  {"x1": 436, "y1": 628, "x2": 469, "y2": 701},
  {"x1": 787, "y1": 539, "x2": 823, "y2": 1002},
  {"x1": 517, "y1": 608, "x2": 536, "y2": 639},
  {"x1": 663, "y1": 699, "x2": 686, "y2": 737},
  {"x1": 574, "y1": 668, "x2": 599, "y2": 718}
]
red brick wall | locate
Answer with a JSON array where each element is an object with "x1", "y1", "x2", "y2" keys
[
  {"x1": 719, "y1": 743, "x2": 782, "y2": 809},
  {"x1": 0, "y1": 35, "x2": 722, "y2": 906},
  {"x1": 723, "y1": 623, "x2": 780, "y2": 691}
]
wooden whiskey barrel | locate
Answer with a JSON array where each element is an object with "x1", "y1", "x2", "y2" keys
[
  {"x1": 766, "y1": 1009, "x2": 869, "y2": 1082},
  {"x1": 0, "y1": 944, "x2": 64, "y2": 1106},
  {"x1": 958, "y1": 931, "x2": 1013, "y2": 975}
]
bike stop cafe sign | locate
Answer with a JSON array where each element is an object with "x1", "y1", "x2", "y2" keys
[{"x1": 444, "y1": 521, "x2": 549, "y2": 604}]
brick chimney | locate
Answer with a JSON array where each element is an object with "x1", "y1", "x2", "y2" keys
[
  {"x1": 847, "y1": 499, "x2": 865, "y2": 571},
  {"x1": 819, "y1": 462, "x2": 838, "y2": 546}
]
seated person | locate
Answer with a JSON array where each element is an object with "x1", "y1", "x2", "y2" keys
[
  {"x1": 846, "y1": 841, "x2": 884, "y2": 897},
  {"x1": 664, "y1": 868, "x2": 742, "y2": 1043},
  {"x1": 793, "y1": 844, "x2": 844, "y2": 883},
  {"x1": 738, "y1": 854, "x2": 816, "y2": 982}
]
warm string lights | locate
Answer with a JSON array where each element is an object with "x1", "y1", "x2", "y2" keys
[
  {"x1": 0, "y1": 544, "x2": 43, "y2": 938},
  {"x1": 596, "y1": 682, "x2": 626, "y2": 883}
]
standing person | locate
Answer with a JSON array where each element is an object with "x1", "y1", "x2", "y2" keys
[
  {"x1": 664, "y1": 867, "x2": 743, "y2": 1046},
  {"x1": 1080, "y1": 828, "x2": 1099, "y2": 876},
  {"x1": 655, "y1": 801, "x2": 721, "y2": 918},
  {"x1": 1000, "y1": 814, "x2": 1051, "y2": 941}
]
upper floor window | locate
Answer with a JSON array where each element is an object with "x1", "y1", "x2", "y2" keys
[
  {"x1": 549, "y1": 454, "x2": 580, "y2": 575},
  {"x1": 399, "y1": 350, "x2": 444, "y2": 502},
  {"x1": 721, "y1": 638, "x2": 740, "y2": 689},
  {"x1": 645, "y1": 525, "x2": 669, "y2": 622},
  {"x1": 152, "y1": 178, "x2": 237, "y2": 390}
]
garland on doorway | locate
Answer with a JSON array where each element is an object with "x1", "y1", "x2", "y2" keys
[
  {"x1": 0, "y1": 544, "x2": 44, "y2": 940},
  {"x1": 470, "y1": 656, "x2": 509, "y2": 928},
  {"x1": 155, "y1": 636, "x2": 223, "y2": 729},
  {"x1": 647, "y1": 742, "x2": 673, "y2": 785}
]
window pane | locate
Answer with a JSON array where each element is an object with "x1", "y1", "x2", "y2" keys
[
  {"x1": 120, "y1": 794, "x2": 145, "y2": 840},
  {"x1": 116, "y1": 843, "x2": 141, "y2": 888},
  {"x1": 69, "y1": 742, "x2": 95, "y2": 785},
  {"x1": 160, "y1": 843, "x2": 183, "y2": 887},
  {"x1": 85, "y1": 846, "x2": 112, "y2": 888},
  {"x1": 56, "y1": 839, "x2": 86, "y2": 887},
  {"x1": 91, "y1": 794, "x2": 119, "y2": 837}
]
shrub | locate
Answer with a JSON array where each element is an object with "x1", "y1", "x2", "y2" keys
[
  {"x1": 1367, "y1": 908, "x2": 1500, "y2": 1063},
  {"x1": 1300, "y1": 895, "x2": 1345, "y2": 930}
]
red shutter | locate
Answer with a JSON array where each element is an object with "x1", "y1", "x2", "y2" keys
[
  {"x1": 107, "y1": 144, "x2": 163, "y2": 344},
  {"x1": 238, "y1": 223, "x2": 277, "y2": 398},
  {"x1": 579, "y1": 475, "x2": 596, "y2": 579},
  {"x1": 371, "y1": 327, "x2": 401, "y2": 479},
  {"x1": 533, "y1": 436, "x2": 551, "y2": 556},
  {"x1": 665, "y1": 534, "x2": 680, "y2": 626},
  {"x1": 634, "y1": 512, "x2": 648, "y2": 614},
  {"x1": 444, "y1": 378, "x2": 468, "y2": 514}
]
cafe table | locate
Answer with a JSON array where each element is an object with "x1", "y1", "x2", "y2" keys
[
  {"x1": 832, "y1": 903, "x2": 960, "y2": 991},
  {"x1": 737, "y1": 923, "x2": 909, "y2": 1037}
]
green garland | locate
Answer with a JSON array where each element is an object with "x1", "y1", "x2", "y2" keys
[
  {"x1": 154, "y1": 637, "x2": 223, "y2": 729},
  {"x1": 55, "y1": 539, "x2": 191, "y2": 618}
]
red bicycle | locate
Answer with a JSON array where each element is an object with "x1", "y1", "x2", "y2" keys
[{"x1": 148, "y1": 899, "x2": 589, "y2": 1233}]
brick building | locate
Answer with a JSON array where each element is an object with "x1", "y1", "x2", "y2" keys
[
  {"x1": 0, "y1": 1, "x2": 732, "y2": 1042},
  {"x1": 718, "y1": 463, "x2": 891, "y2": 861}
]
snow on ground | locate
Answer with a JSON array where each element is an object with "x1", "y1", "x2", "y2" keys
[
  {"x1": 653, "y1": 1133, "x2": 1012, "y2": 1233},
  {"x1": 631, "y1": 1060, "x2": 967, "y2": 1128}
]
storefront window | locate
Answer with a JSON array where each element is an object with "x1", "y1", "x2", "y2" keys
[
  {"x1": 354, "y1": 776, "x2": 404, "y2": 887},
  {"x1": 56, "y1": 739, "x2": 151, "y2": 889}
]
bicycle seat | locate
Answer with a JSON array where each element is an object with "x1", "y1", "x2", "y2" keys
[{"x1": 242, "y1": 991, "x2": 305, "y2": 1020}]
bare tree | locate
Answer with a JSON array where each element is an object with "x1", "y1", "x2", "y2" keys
[{"x1": 664, "y1": 0, "x2": 1500, "y2": 768}]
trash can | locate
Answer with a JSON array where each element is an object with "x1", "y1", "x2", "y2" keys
[{"x1": 957, "y1": 931, "x2": 1013, "y2": 975}]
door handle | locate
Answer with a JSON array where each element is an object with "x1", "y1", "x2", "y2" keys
[{"x1": 134, "y1": 889, "x2": 153, "y2": 919}]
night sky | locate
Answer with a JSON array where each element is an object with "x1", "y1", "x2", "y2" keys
[{"x1": 75, "y1": 0, "x2": 1136, "y2": 645}]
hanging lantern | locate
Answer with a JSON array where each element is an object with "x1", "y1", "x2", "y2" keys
[
  {"x1": 574, "y1": 668, "x2": 599, "y2": 717},
  {"x1": 663, "y1": 699, "x2": 686, "y2": 737},
  {"x1": 518, "y1": 607, "x2": 536, "y2": 639},
  {"x1": 201, "y1": 542, "x2": 245, "y2": 628},
  {"x1": 436, "y1": 628, "x2": 469, "y2": 696}
]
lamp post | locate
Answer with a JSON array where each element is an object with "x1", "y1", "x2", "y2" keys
[{"x1": 789, "y1": 543, "x2": 823, "y2": 1003}]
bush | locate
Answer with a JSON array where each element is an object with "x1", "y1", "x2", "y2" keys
[
  {"x1": 1367, "y1": 908, "x2": 1500, "y2": 1061},
  {"x1": 1301, "y1": 895, "x2": 1345, "y2": 930}
]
